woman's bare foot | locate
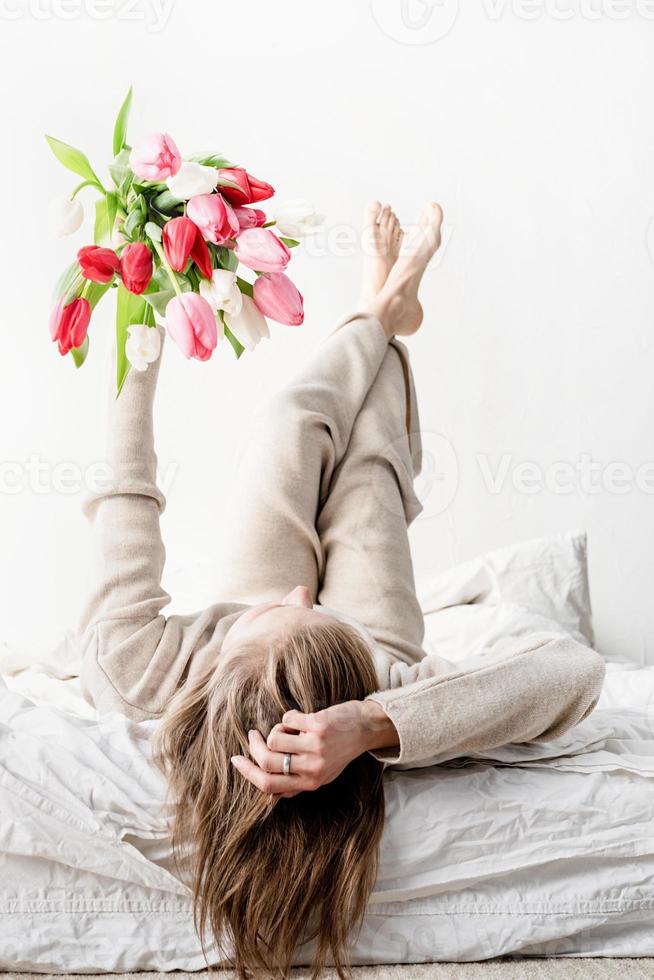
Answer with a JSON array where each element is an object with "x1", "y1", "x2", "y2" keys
[
  {"x1": 365, "y1": 202, "x2": 443, "y2": 339},
  {"x1": 360, "y1": 201, "x2": 403, "y2": 306}
]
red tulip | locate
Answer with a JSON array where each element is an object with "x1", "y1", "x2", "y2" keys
[
  {"x1": 162, "y1": 216, "x2": 197, "y2": 272},
  {"x1": 253, "y1": 272, "x2": 304, "y2": 326},
  {"x1": 49, "y1": 297, "x2": 91, "y2": 355},
  {"x1": 77, "y1": 245, "x2": 120, "y2": 284},
  {"x1": 120, "y1": 242, "x2": 153, "y2": 295},
  {"x1": 190, "y1": 232, "x2": 212, "y2": 279},
  {"x1": 233, "y1": 206, "x2": 267, "y2": 231},
  {"x1": 218, "y1": 167, "x2": 274, "y2": 206}
]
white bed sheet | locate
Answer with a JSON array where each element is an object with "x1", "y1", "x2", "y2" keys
[{"x1": 1, "y1": 530, "x2": 653, "y2": 971}]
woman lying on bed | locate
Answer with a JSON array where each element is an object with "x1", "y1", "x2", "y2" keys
[{"x1": 78, "y1": 200, "x2": 605, "y2": 980}]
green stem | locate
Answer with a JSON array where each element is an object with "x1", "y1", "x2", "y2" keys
[
  {"x1": 71, "y1": 178, "x2": 106, "y2": 198},
  {"x1": 152, "y1": 239, "x2": 182, "y2": 297}
]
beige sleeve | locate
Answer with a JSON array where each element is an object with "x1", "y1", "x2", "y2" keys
[
  {"x1": 77, "y1": 328, "x2": 212, "y2": 720},
  {"x1": 365, "y1": 633, "x2": 606, "y2": 768}
]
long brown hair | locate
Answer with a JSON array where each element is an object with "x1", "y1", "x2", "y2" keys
[{"x1": 153, "y1": 619, "x2": 385, "y2": 980}]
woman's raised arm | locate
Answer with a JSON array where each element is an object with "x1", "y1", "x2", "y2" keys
[{"x1": 77, "y1": 327, "x2": 210, "y2": 719}]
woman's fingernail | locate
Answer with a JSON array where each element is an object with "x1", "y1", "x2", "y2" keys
[{"x1": 231, "y1": 756, "x2": 243, "y2": 767}]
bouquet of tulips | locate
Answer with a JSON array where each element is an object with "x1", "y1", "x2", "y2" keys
[{"x1": 47, "y1": 88, "x2": 322, "y2": 394}]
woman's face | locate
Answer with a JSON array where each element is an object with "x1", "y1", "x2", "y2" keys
[{"x1": 221, "y1": 586, "x2": 334, "y2": 656}]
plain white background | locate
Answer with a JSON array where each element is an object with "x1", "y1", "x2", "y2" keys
[{"x1": 1, "y1": 0, "x2": 653, "y2": 663}]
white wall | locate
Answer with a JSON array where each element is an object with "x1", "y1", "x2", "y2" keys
[{"x1": 1, "y1": 0, "x2": 653, "y2": 662}]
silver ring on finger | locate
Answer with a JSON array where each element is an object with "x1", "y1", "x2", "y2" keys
[{"x1": 283, "y1": 753, "x2": 292, "y2": 776}]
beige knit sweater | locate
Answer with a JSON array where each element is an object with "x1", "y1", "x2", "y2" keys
[{"x1": 78, "y1": 328, "x2": 605, "y2": 770}]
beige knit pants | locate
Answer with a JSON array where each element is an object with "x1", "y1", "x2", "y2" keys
[{"x1": 214, "y1": 313, "x2": 427, "y2": 667}]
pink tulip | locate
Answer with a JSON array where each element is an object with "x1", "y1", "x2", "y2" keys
[
  {"x1": 187, "y1": 193, "x2": 239, "y2": 245},
  {"x1": 165, "y1": 293, "x2": 218, "y2": 361},
  {"x1": 218, "y1": 167, "x2": 274, "y2": 206},
  {"x1": 233, "y1": 206, "x2": 267, "y2": 231},
  {"x1": 253, "y1": 272, "x2": 304, "y2": 326},
  {"x1": 234, "y1": 228, "x2": 291, "y2": 273},
  {"x1": 130, "y1": 133, "x2": 181, "y2": 182},
  {"x1": 49, "y1": 297, "x2": 91, "y2": 355}
]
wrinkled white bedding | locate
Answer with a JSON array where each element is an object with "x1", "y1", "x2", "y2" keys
[{"x1": 1, "y1": 530, "x2": 653, "y2": 971}]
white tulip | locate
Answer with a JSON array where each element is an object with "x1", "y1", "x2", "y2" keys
[
  {"x1": 166, "y1": 161, "x2": 219, "y2": 200},
  {"x1": 125, "y1": 324, "x2": 161, "y2": 372},
  {"x1": 48, "y1": 195, "x2": 84, "y2": 238},
  {"x1": 273, "y1": 199, "x2": 323, "y2": 239},
  {"x1": 224, "y1": 295, "x2": 269, "y2": 352},
  {"x1": 199, "y1": 269, "x2": 243, "y2": 318}
]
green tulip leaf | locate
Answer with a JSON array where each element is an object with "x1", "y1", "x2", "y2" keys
[
  {"x1": 214, "y1": 245, "x2": 238, "y2": 272},
  {"x1": 153, "y1": 189, "x2": 183, "y2": 213},
  {"x1": 144, "y1": 221, "x2": 163, "y2": 243},
  {"x1": 106, "y1": 191, "x2": 118, "y2": 235},
  {"x1": 46, "y1": 135, "x2": 102, "y2": 187},
  {"x1": 189, "y1": 152, "x2": 235, "y2": 169},
  {"x1": 123, "y1": 207, "x2": 145, "y2": 239},
  {"x1": 94, "y1": 198, "x2": 110, "y2": 245},
  {"x1": 280, "y1": 236, "x2": 300, "y2": 248},
  {"x1": 142, "y1": 288, "x2": 175, "y2": 317},
  {"x1": 115, "y1": 284, "x2": 154, "y2": 396},
  {"x1": 236, "y1": 276, "x2": 254, "y2": 298},
  {"x1": 113, "y1": 85, "x2": 133, "y2": 158},
  {"x1": 109, "y1": 147, "x2": 132, "y2": 190},
  {"x1": 70, "y1": 335, "x2": 89, "y2": 369},
  {"x1": 53, "y1": 259, "x2": 83, "y2": 304},
  {"x1": 223, "y1": 322, "x2": 245, "y2": 360},
  {"x1": 85, "y1": 280, "x2": 113, "y2": 310}
]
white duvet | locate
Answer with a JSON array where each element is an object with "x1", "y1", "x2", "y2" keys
[{"x1": 1, "y1": 530, "x2": 653, "y2": 971}]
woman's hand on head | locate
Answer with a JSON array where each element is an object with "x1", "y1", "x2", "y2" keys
[{"x1": 230, "y1": 699, "x2": 394, "y2": 798}]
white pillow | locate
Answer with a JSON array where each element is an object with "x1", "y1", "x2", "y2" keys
[{"x1": 418, "y1": 529, "x2": 594, "y2": 664}]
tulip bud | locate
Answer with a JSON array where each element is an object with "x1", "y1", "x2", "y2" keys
[
  {"x1": 120, "y1": 242, "x2": 153, "y2": 295},
  {"x1": 125, "y1": 324, "x2": 162, "y2": 372},
  {"x1": 218, "y1": 167, "x2": 274, "y2": 206},
  {"x1": 49, "y1": 297, "x2": 91, "y2": 356},
  {"x1": 187, "y1": 193, "x2": 239, "y2": 245},
  {"x1": 234, "y1": 228, "x2": 291, "y2": 273},
  {"x1": 273, "y1": 199, "x2": 324, "y2": 239},
  {"x1": 165, "y1": 293, "x2": 219, "y2": 361},
  {"x1": 130, "y1": 132, "x2": 181, "y2": 182},
  {"x1": 167, "y1": 161, "x2": 219, "y2": 200},
  {"x1": 199, "y1": 269, "x2": 243, "y2": 317},
  {"x1": 233, "y1": 206, "x2": 267, "y2": 231},
  {"x1": 224, "y1": 294, "x2": 270, "y2": 352},
  {"x1": 162, "y1": 216, "x2": 197, "y2": 273},
  {"x1": 77, "y1": 245, "x2": 120, "y2": 284},
  {"x1": 253, "y1": 272, "x2": 304, "y2": 326},
  {"x1": 48, "y1": 195, "x2": 84, "y2": 238},
  {"x1": 190, "y1": 233, "x2": 213, "y2": 280}
]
